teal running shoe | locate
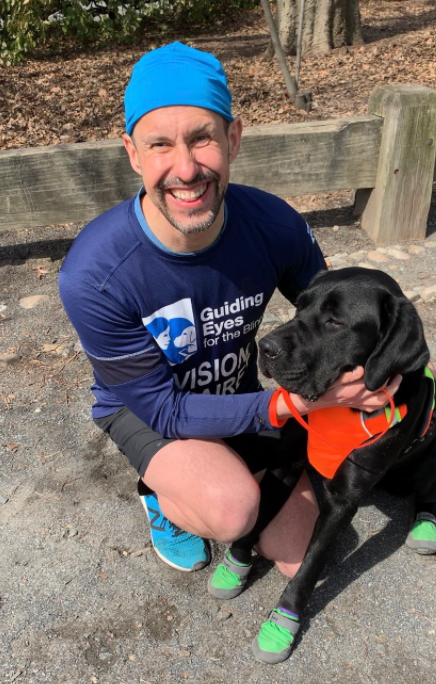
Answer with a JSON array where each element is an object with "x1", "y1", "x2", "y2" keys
[{"x1": 140, "y1": 492, "x2": 210, "y2": 572}]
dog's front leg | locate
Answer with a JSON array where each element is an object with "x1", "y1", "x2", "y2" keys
[{"x1": 252, "y1": 460, "x2": 377, "y2": 664}]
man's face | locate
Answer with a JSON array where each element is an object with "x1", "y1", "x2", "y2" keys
[{"x1": 123, "y1": 106, "x2": 242, "y2": 237}]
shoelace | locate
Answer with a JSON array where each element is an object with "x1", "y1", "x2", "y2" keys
[{"x1": 167, "y1": 520, "x2": 189, "y2": 538}]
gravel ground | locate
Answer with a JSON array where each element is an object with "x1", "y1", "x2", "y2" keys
[{"x1": 1, "y1": 201, "x2": 436, "y2": 684}]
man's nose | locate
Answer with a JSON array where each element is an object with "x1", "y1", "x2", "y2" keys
[{"x1": 172, "y1": 144, "x2": 199, "y2": 181}]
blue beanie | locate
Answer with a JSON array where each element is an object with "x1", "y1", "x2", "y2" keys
[{"x1": 124, "y1": 42, "x2": 233, "y2": 135}]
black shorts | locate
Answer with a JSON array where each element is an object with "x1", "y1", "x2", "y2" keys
[{"x1": 94, "y1": 406, "x2": 284, "y2": 480}]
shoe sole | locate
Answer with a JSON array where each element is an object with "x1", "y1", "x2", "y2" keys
[
  {"x1": 140, "y1": 495, "x2": 210, "y2": 572},
  {"x1": 207, "y1": 575, "x2": 246, "y2": 599},
  {"x1": 406, "y1": 541, "x2": 436, "y2": 556},
  {"x1": 252, "y1": 637, "x2": 292, "y2": 664},
  {"x1": 405, "y1": 538, "x2": 436, "y2": 555}
]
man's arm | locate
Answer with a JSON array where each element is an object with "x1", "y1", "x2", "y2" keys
[{"x1": 59, "y1": 270, "x2": 275, "y2": 438}]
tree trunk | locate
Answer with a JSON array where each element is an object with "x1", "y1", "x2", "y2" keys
[{"x1": 268, "y1": 0, "x2": 363, "y2": 57}]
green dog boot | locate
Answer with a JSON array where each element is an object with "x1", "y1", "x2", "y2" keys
[
  {"x1": 406, "y1": 512, "x2": 436, "y2": 555},
  {"x1": 252, "y1": 608, "x2": 300, "y2": 664},
  {"x1": 207, "y1": 550, "x2": 252, "y2": 599}
]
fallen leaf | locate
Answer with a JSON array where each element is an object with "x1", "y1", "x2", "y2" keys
[
  {"x1": 42, "y1": 342, "x2": 64, "y2": 353},
  {"x1": 2, "y1": 442, "x2": 19, "y2": 452},
  {"x1": 33, "y1": 265, "x2": 49, "y2": 279}
]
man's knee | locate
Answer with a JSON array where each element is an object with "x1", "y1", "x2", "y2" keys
[
  {"x1": 201, "y1": 478, "x2": 261, "y2": 542},
  {"x1": 144, "y1": 438, "x2": 263, "y2": 542}
]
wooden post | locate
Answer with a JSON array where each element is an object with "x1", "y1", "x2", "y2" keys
[{"x1": 361, "y1": 84, "x2": 436, "y2": 245}]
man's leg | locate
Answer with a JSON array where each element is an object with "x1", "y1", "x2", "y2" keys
[
  {"x1": 143, "y1": 438, "x2": 262, "y2": 543},
  {"x1": 95, "y1": 408, "x2": 318, "y2": 575},
  {"x1": 255, "y1": 470, "x2": 318, "y2": 578},
  {"x1": 145, "y1": 440, "x2": 318, "y2": 575}
]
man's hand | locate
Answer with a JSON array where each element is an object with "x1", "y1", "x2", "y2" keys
[
  {"x1": 276, "y1": 366, "x2": 403, "y2": 420},
  {"x1": 312, "y1": 366, "x2": 402, "y2": 412}
]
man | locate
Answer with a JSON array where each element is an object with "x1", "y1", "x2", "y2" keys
[{"x1": 59, "y1": 42, "x2": 400, "y2": 658}]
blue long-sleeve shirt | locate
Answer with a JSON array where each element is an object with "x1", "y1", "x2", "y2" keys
[{"x1": 59, "y1": 183, "x2": 325, "y2": 438}]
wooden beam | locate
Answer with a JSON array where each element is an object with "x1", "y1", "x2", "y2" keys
[
  {"x1": 361, "y1": 84, "x2": 436, "y2": 244},
  {"x1": 0, "y1": 115, "x2": 382, "y2": 231},
  {"x1": 231, "y1": 116, "x2": 382, "y2": 196}
]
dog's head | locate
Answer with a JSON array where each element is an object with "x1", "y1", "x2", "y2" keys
[{"x1": 259, "y1": 267, "x2": 429, "y2": 402}]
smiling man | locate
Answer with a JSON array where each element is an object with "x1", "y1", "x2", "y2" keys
[{"x1": 59, "y1": 42, "x2": 401, "y2": 661}]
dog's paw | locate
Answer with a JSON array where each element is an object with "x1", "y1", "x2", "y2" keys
[{"x1": 252, "y1": 608, "x2": 300, "y2": 664}]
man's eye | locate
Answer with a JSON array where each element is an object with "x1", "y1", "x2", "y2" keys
[
  {"x1": 150, "y1": 142, "x2": 171, "y2": 150},
  {"x1": 192, "y1": 135, "x2": 210, "y2": 147}
]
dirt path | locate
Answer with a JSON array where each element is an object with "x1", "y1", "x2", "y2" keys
[{"x1": 1, "y1": 211, "x2": 436, "y2": 684}]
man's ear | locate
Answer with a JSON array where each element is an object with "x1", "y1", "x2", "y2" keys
[
  {"x1": 123, "y1": 133, "x2": 142, "y2": 176},
  {"x1": 365, "y1": 294, "x2": 429, "y2": 391},
  {"x1": 227, "y1": 116, "x2": 243, "y2": 164}
]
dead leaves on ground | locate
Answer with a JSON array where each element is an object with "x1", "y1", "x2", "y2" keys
[{"x1": 0, "y1": 1, "x2": 435, "y2": 150}]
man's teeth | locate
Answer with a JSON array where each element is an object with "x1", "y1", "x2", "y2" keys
[{"x1": 171, "y1": 184, "x2": 207, "y2": 200}]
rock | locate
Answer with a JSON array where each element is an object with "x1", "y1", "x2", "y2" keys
[
  {"x1": 407, "y1": 245, "x2": 425, "y2": 254},
  {"x1": 0, "y1": 304, "x2": 7, "y2": 314},
  {"x1": 0, "y1": 352, "x2": 20, "y2": 366},
  {"x1": 19, "y1": 295, "x2": 50, "y2": 309},
  {"x1": 216, "y1": 609, "x2": 232, "y2": 622},
  {"x1": 404, "y1": 291, "x2": 420, "y2": 303},
  {"x1": 98, "y1": 651, "x2": 112, "y2": 661},
  {"x1": 348, "y1": 251, "x2": 366, "y2": 261},
  {"x1": 129, "y1": 547, "x2": 150, "y2": 558},
  {"x1": 386, "y1": 248, "x2": 410, "y2": 260},
  {"x1": 357, "y1": 262, "x2": 379, "y2": 270},
  {"x1": 420, "y1": 285, "x2": 436, "y2": 302},
  {"x1": 367, "y1": 251, "x2": 390, "y2": 263},
  {"x1": 73, "y1": 339, "x2": 84, "y2": 352},
  {"x1": 328, "y1": 255, "x2": 349, "y2": 268}
]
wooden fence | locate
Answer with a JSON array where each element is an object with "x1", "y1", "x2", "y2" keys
[{"x1": 1, "y1": 84, "x2": 436, "y2": 245}]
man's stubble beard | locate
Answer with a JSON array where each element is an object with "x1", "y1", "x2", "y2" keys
[{"x1": 156, "y1": 174, "x2": 226, "y2": 236}]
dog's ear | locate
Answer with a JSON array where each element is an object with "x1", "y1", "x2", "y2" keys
[{"x1": 365, "y1": 294, "x2": 429, "y2": 391}]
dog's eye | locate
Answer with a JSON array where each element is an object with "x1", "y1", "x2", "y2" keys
[{"x1": 326, "y1": 318, "x2": 342, "y2": 327}]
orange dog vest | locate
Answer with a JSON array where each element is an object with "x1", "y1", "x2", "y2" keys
[
  {"x1": 269, "y1": 368, "x2": 435, "y2": 480},
  {"x1": 307, "y1": 405, "x2": 407, "y2": 478}
]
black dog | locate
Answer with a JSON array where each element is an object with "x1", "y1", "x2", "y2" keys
[{"x1": 225, "y1": 267, "x2": 436, "y2": 663}]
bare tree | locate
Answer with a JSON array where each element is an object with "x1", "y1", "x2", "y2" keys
[{"x1": 269, "y1": 0, "x2": 363, "y2": 56}]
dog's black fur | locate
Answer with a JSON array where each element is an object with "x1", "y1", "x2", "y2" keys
[{"x1": 229, "y1": 267, "x2": 436, "y2": 651}]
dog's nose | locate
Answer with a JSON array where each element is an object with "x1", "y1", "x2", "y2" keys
[{"x1": 258, "y1": 336, "x2": 282, "y2": 359}]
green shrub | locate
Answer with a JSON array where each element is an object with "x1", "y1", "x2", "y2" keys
[{"x1": 0, "y1": 0, "x2": 260, "y2": 65}]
